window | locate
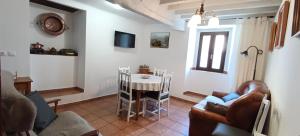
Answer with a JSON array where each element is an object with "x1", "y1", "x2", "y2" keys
[{"x1": 196, "y1": 31, "x2": 229, "y2": 73}]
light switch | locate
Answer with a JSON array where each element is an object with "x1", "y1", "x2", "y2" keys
[{"x1": 0, "y1": 50, "x2": 8, "y2": 56}]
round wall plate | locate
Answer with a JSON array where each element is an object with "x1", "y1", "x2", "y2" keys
[{"x1": 38, "y1": 13, "x2": 65, "y2": 36}]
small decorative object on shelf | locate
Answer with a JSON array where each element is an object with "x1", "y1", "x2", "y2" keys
[
  {"x1": 139, "y1": 64, "x2": 150, "y2": 74},
  {"x1": 58, "y1": 49, "x2": 78, "y2": 56},
  {"x1": 30, "y1": 42, "x2": 45, "y2": 54},
  {"x1": 48, "y1": 47, "x2": 57, "y2": 55}
]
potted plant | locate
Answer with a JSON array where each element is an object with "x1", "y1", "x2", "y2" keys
[{"x1": 139, "y1": 64, "x2": 150, "y2": 74}]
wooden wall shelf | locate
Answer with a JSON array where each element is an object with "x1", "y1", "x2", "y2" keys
[{"x1": 30, "y1": 53, "x2": 78, "y2": 56}]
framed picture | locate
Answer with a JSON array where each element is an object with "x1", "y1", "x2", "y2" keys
[
  {"x1": 292, "y1": 0, "x2": 300, "y2": 36},
  {"x1": 274, "y1": 1, "x2": 290, "y2": 48},
  {"x1": 269, "y1": 22, "x2": 277, "y2": 51},
  {"x1": 150, "y1": 32, "x2": 170, "y2": 48}
]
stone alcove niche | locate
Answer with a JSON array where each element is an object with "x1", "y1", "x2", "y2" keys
[{"x1": 29, "y1": 0, "x2": 87, "y2": 98}]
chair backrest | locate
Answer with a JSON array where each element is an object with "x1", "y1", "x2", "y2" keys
[
  {"x1": 119, "y1": 66, "x2": 131, "y2": 74},
  {"x1": 160, "y1": 74, "x2": 172, "y2": 94},
  {"x1": 118, "y1": 66, "x2": 131, "y2": 91},
  {"x1": 119, "y1": 72, "x2": 133, "y2": 98},
  {"x1": 153, "y1": 68, "x2": 167, "y2": 77},
  {"x1": 252, "y1": 95, "x2": 270, "y2": 134}
]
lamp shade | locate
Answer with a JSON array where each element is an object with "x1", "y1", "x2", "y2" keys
[
  {"x1": 188, "y1": 14, "x2": 202, "y2": 28},
  {"x1": 208, "y1": 16, "x2": 220, "y2": 26}
]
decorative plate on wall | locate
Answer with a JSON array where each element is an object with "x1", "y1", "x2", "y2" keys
[{"x1": 38, "y1": 13, "x2": 67, "y2": 36}]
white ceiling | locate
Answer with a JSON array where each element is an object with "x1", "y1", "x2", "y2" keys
[{"x1": 78, "y1": 0, "x2": 281, "y2": 30}]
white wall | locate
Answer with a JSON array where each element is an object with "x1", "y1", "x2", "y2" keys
[
  {"x1": 264, "y1": 0, "x2": 300, "y2": 135},
  {"x1": 29, "y1": 3, "x2": 73, "y2": 50},
  {"x1": 0, "y1": 0, "x2": 30, "y2": 76},
  {"x1": 139, "y1": 24, "x2": 191, "y2": 100},
  {"x1": 30, "y1": 55, "x2": 77, "y2": 91}
]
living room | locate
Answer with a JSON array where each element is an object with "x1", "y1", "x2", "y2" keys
[{"x1": 1, "y1": 0, "x2": 299, "y2": 136}]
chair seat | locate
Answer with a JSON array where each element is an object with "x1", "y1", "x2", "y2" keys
[
  {"x1": 212, "y1": 123, "x2": 251, "y2": 136},
  {"x1": 145, "y1": 91, "x2": 169, "y2": 100},
  {"x1": 120, "y1": 91, "x2": 145, "y2": 100}
]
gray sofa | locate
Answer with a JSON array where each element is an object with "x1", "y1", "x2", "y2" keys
[{"x1": 1, "y1": 71, "x2": 100, "y2": 136}]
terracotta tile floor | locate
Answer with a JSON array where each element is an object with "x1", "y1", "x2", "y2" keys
[{"x1": 57, "y1": 95, "x2": 194, "y2": 136}]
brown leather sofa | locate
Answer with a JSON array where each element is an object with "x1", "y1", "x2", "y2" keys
[{"x1": 189, "y1": 80, "x2": 269, "y2": 136}]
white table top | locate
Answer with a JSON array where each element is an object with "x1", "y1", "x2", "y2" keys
[{"x1": 130, "y1": 74, "x2": 162, "y2": 91}]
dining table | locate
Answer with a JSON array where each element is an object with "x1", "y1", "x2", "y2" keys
[{"x1": 130, "y1": 74, "x2": 162, "y2": 120}]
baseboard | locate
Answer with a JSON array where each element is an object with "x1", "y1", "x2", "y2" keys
[
  {"x1": 58, "y1": 93, "x2": 117, "y2": 108},
  {"x1": 170, "y1": 96, "x2": 197, "y2": 105},
  {"x1": 183, "y1": 91, "x2": 207, "y2": 99},
  {"x1": 39, "y1": 87, "x2": 84, "y2": 93}
]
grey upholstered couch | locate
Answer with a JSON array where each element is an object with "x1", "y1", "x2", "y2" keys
[{"x1": 1, "y1": 71, "x2": 100, "y2": 136}]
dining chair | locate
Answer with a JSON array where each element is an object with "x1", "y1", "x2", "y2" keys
[
  {"x1": 153, "y1": 68, "x2": 167, "y2": 77},
  {"x1": 117, "y1": 66, "x2": 131, "y2": 107},
  {"x1": 116, "y1": 72, "x2": 146, "y2": 122},
  {"x1": 212, "y1": 95, "x2": 270, "y2": 136},
  {"x1": 144, "y1": 73, "x2": 172, "y2": 120}
]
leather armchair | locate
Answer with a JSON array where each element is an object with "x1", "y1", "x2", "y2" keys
[{"x1": 189, "y1": 81, "x2": 269, "y2": 136}]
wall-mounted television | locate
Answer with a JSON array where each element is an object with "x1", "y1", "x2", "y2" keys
[{"x1": 114, "y1": 31, "x2": 135, "y2": 48}]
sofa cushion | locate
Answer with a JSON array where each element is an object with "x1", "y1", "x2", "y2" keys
[
  {"x1": 27, "y1": 91, "x2": 57, "y2": 133},
  {"x1": 38, "y1": 111, "x2": 96, "y2": 136},
  {"x1": 212, "y1": 123, "x2": 251, "y2": 136},
  {"x1": 222, "y1": 92, "x2": 240, "y2": 102},
  {"x1": 205, "y1": 102, "x2": 229, "y2": 116}
]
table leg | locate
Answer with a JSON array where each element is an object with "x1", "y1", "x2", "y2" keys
[{"x1": 135, "y1": 91, "x2": 141, "y2": 120}]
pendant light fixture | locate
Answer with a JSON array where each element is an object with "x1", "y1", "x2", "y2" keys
[
  {"x1": 188, "y1": 3, "x2": 220, "y2": 27},
  {"x1": 188, "y1": 3, "x2": 204, "y2": 28}
]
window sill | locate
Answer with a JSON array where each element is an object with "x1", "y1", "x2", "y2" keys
[{"x1": 191, "y1": 67, "x2": 228, "y2": 74}]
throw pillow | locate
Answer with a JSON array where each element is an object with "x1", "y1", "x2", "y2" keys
[
  {"x1": 222, "y1": 92, "x2": 240, "y2": 102},
  {"x1": 206, "y1": 96, "x2": 225, "y2": 105},
  {"x1": 27, "y1": 91, "x2": 57, "y2": 133},
  {"x1": 205, "y1": 102, "x2": 229, "y2": 116}
]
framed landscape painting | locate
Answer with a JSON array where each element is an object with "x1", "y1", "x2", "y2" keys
[
  {"x1": 274, "y1": 1, "x2": 290, "y2": 48},
  {"x1": 150, "y1": 32, "x2": 170, "y2": 48},
  {"x1": 292, "y1": 0, "x2": 300, "y2": 36}
]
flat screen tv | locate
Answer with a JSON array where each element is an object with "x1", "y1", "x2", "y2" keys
[{"x1": 114, "y1": 31, "x2": 135, "y2": 48}]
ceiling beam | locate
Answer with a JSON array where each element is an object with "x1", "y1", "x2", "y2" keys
[
  {"x1": 180, "y1": 8, "x2": 277, "y2": 19},
  {"x1": 169, "y1": 0, "x2": 281, "y2": 11},
  {"x1": 160, "y1": 0, "x2": 202, "y2": 5},
  {"x1": 160, "y1": 0, "x2": 263, "y2": 5},
  {"x1": 174, "y1": 1, "x2": 281, "y2": 14}
]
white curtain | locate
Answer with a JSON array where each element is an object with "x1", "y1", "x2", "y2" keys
[{"x1": 235, "y1": 17, "x2": 272, "y2": 87}]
